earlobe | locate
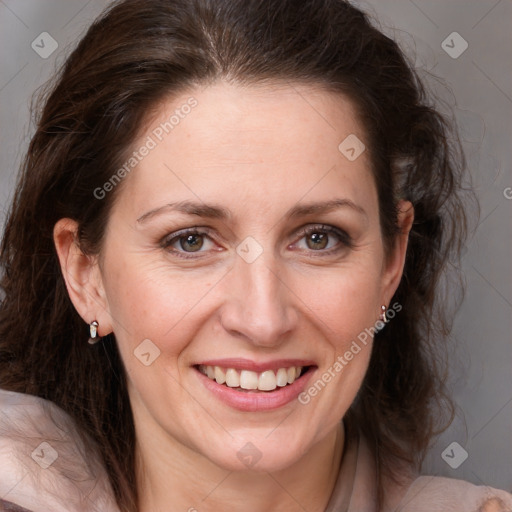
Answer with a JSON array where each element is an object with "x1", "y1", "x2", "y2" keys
[
  {"x1": 53, "y1": 218, "x2": 112, "y2": 336},
  {"x1": 381, "y1": 200, "x2": 414, "y2": 304}
]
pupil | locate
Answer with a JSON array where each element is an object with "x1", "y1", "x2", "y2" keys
[
  {"x1": 181, "y1": 234, "x2": 203, "y2": 252},
  {"x1": 307, "y1": 232, "x2": 327, "y2": 250}
]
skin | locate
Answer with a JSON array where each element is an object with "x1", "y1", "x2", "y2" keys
[{"x1": 54, "y1": 82, "x2": 414, "y2": 512}]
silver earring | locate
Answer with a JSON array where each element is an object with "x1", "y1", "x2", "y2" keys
[
  {"x1": 88, "y1": 321, "x2": 100, "y2": 345},
  {"x1": 380, "y1": 305, "x2": 387, "y2": 323}
]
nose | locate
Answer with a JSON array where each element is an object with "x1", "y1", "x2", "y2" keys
[{"x1": 218, "y1": 252, "x2": 298, "y2": 348}]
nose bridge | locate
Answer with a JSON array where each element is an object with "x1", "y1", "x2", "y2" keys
[{"x1": 220, "y1": 249, "x2": 296, "y2": 345}]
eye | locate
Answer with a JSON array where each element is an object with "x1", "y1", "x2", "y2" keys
[
  {"x1": 305, "y1": 232, "x2": 330, "y2": 250},
  {"x1": 177, "y1": 233, "x2": 206, "y2": 252},
  {"x1": 292, "y1": 224, "x2": 352, "y2": 253},
  {"x1": 161, "y1": 228, "x2": 219, "y2": 257}
]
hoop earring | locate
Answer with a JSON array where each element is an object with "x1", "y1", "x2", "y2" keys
[
  {"x1": 380, "y1": 305, "x2": 387, "y2": 323},
  {"x1": 88, "y1": 321, "x2": 100, "y2": 345}
]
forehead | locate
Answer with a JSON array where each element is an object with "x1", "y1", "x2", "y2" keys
[{"x1": 116, "y1": 81, "x2": 377, "y2": 219}]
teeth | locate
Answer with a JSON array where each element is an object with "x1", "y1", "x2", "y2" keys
[
  {"x1": 276, "y1": 368, "x2": 288, "y2": 387},
  {"x1": 214, "y1": 366, "x2": 226, "y2": 385},
  {"x1": 199, "y1": 365, "x2": 306, "y2": 391},
  {"x1": 225, "y1": 368, "x2": 240, "y2": 387},
  {"x1": 258, "y1": 370, "x2": 277, "y2": 391},
  {"x1": 240, "y1": 370, "x2": 259, "y2": 389}
]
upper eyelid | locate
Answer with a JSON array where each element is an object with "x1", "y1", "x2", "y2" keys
[
  {"x1": 294, "y1": 223, "x2": 346, "y2": 236},
  {"x1": 162, "y1": 224, "x2": 351, "y2": 252},
  {"x1": 162, "y1": 224, "x2": 347, "y2": 239},
  {"x1": 161, "y1": 226, "x2": 216, "y2": 244},
  {"x1": 293, "y1": 223, "x2": 351, "y2": 241},
  {"x1": 291, "y1": 225, "x2": 352, "y2": 250},
  {"x1": 161, "y1": 228, "x2": 218, "y2": 258}
]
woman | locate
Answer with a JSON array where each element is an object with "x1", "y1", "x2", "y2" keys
[{"x1": 0, "y1": 0, "x2": 510, "y2": 511}]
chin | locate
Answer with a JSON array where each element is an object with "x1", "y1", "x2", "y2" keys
[{"x1": 202, "y1": 433, "x2": 310, "y2": 474}]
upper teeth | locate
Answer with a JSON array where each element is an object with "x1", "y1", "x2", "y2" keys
[{"x1": 198, "y1": 365, "x2": 303, "y2": 391}]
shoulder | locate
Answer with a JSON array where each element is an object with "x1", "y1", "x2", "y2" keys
[
  {"x1": 0, "y1": 388, "x2": 119, "y2": 512},
  {"x1": 397, "y1": 475, "x2": 512, "y2": 511},
  {"x1": 351, "y1": 425, "x2": 512, "y2": 512}
]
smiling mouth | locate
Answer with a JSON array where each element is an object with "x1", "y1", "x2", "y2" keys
[{"x1": 195, "y1": 364, "x2": 313, "y2": 392}]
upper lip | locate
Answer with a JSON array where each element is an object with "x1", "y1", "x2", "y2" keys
[{"x1": 194, "y1": 358, "x2": 316, "y2": 372}]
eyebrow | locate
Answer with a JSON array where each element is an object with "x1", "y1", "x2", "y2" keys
[
  {"x1": 137, "y1": 201, "x2": 230, "y2": 223},
  {"x1": 136, "y1": 198, "x2": 367, "y2": 223},
  {"x1": 286, "y1": 198, "x2": 367, "y2": 220}
]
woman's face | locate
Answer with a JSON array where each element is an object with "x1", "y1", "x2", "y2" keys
[{"x1": 85, "y1": 82, "x2": 409, "y2": 472}]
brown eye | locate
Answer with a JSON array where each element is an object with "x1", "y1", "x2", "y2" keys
[
  {"x1": 291, "y1": 224, "x2": 353, "y2": 254},
  {"x1": 161, "y1": 228, "x2": 218, "y2": 257},
  {"x1": 306, "y1": 232, "x2": 328, "y2": 250},
  {"x1": 179, "y1": 234, "x2": 204, "y2": 252}
]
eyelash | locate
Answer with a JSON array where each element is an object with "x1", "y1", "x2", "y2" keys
[
  {"x1": 161, "y1": 227, "x2": 217, "y2": 260},
  {"x1": 293, "y1": 224, "x2": 353, "y2": 254},
  {"x1": 160, "y1": 224, "x2": 353, "y2": 259}
]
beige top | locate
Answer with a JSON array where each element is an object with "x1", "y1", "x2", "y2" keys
[
  {"x1": 325, "y1": 416, "x2": 512, "y2": 512},
  {"x1": 1, "y1": 388, "x2": 511, "y2": 511}
]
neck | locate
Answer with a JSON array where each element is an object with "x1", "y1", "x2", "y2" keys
[{"x1": 135, "y1": 422, "x2": 344, "y2": 512}]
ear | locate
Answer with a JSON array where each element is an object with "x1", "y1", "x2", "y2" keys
[
  {"x1": 380, "y1": 200, "x2": 414, "y2": 305},
  {"x1": 53, "y1": 218, "x2": 112, "y2": 337}
]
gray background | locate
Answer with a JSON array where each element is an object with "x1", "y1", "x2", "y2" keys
[{"x1": 1, "y1": 0, "x2": 510, "y2": 492}]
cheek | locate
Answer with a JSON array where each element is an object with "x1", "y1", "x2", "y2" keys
[
  {"x1": 101, "y1": 254, "x2": 221, "y2": 358},
  {"x1": 291, "y1": 263, "x2": 383, "y2": 342}
]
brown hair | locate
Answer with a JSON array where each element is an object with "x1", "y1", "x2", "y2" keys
[{"x1": 0, "y1": 0, "x2": 470, "y2": 510}]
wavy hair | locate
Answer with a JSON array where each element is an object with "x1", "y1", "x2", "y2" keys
[{"x1": 0, "y1": 0, "x2": 471, "y2": 510}]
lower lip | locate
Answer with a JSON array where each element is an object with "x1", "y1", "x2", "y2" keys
[{"x1": 194, "y1": 367, "x2": 316, "y2": 412}]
